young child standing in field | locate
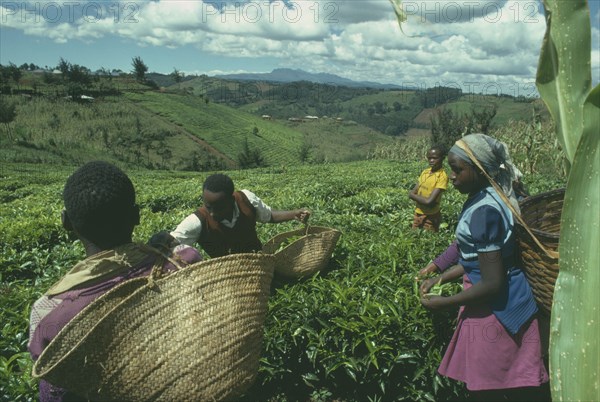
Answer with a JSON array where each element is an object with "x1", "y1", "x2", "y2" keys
[
  {"x1": 28, "y1": 161, "x2": 203, "y2": 402},
  {"x1": 419, "y1": 134, "x2": 549, "y2": 401},
  {"x1": 409, "y1": 145, "x2": 448, "y2": 232}
]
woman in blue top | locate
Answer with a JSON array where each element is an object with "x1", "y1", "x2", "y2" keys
[{"x1": 420, "y1": 134, "x2": 549, "y2": 401}]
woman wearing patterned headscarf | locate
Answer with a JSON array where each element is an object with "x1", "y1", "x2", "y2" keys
[{"x1": 419, "y1": 134, "x2": 549, "y2": 400}]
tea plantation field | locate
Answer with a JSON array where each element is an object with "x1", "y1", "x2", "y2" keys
[{"x1": 0, "y1": 160, "x2": 564, "y2": 401}]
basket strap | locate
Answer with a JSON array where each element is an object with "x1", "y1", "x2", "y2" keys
[
  {"x1": 142, "y1": 244, "x2": 186, "y2": 268},
  {"x1": 455, "y1": 140, "x2": 559, "y2": 260},
  {"x1": 140, "y1": 244, "x2": 187, "y2": 288}
]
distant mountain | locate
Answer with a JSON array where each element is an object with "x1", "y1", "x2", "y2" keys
[{"x1": 215, "y1": 68, "x2": 404, "y2": 89}]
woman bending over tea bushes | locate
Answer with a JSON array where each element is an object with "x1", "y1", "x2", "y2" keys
[
  {"x1": 167, "y1": 173, "x2": 310, "y2": 258},
  {"x1": 419, "y1": 134, "x2": 549, "y2": 401},
  {"x1": 28, "y1": 161, "x2": 202, "y2": 402}
]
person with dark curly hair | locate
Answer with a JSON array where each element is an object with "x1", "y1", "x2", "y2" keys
[
  {"x1": 166, "y1": 173, "x2": 311, "y2": 258},
  {"x1": 28, "y1": 161, "x2": 202, "y2": 402}
]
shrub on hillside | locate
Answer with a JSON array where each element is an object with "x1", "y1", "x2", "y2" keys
[
  {"x1": 0, "y1": 97, "x2": 17, "y2": 140},
  {"x1": 238, "y1": 138, "x2": 267, "y2": 169},
  {"x1": 430, "y1": 105, "x2": 496, "y2": 152}
]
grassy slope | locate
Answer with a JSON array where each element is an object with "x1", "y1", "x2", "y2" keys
[
  {"x1": 126, "y1": 91, "x2": 305, "y2": 165},
  {"x1": 235, "y1": 87, "x2": 540, "y2": 140},
  {"x1": 441, "y1": 95, "x2": 538, "y2": 126},
  {"x1": 236, "y1": 88, "x2": 423, "y2": 145},
  {"x1": 0, "y1": 93, "x2": 231, "y2": 169},
  {"x1": 280, "y1": 118, "x2": 395, "y2": 162},
  {"x1": 2, "y1": 72, "x2": 543, "y2": 169},
  {"x1": 127, "y1": 90, "x2": 394, "y2": 164},
  {"x1": 1, "y1": 87, "x2": 397, "y2": 168},
  {"x1": 338, "y1": 90, "x2": 421, "y2": 115}
]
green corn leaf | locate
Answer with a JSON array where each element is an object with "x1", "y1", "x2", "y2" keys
[
  {"x1": 550, "y1": 84, "x2": 599, "y2": 401},
  {"x1": 536, "y1": 0, "x2": 593, "y2": 167},
  {"x1": 537, "y1": 1, "x2": 599, "y2": 400},
  {"x1": 388, "y1": 0, "x2": 407, "y2": 33}
]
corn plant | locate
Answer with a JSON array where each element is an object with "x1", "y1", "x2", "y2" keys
[
  {"x1": 536, "y1": 1, "x2": 599, "y2": 400},
  {"x1": 368, "y1": 136, "x2": 429, "y2": 162},
  {"x1": 492, "y1": 118, "x2": 566, "y2": 177}
]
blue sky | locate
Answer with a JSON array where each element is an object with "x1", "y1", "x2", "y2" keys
[{"x1": 1, "y1": 0, "x2": 598, "y2": 95}]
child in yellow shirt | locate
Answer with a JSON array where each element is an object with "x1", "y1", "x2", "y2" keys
[{"x1": 409, "y1": 145, "x2": 448, "y2": 232}]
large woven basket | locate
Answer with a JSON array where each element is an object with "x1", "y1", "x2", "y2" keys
[
  {"x1": 262, "y1": 226, "x2": 341, "y2": 278},
  {"x1": 516, "y1": 188, "x2": 564, "y2": 315},
  {"x1": 32, "y1": 253, "x2": 276, "y2": 401}
]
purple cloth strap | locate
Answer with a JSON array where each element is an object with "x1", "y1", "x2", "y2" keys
[{"x1": 433, "y1": 240, "x2": 460, "y2": 272}]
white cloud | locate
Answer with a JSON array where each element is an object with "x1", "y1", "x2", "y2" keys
[
  {"x1": 592, "y1": 24, "x2": 600, "y2": 85},
  {"x1": 3, "y1": 0, "x2": 597, "y2": 92},
  {"x1": 133, "y1": 1, "x2": 332, "y2": 42}
]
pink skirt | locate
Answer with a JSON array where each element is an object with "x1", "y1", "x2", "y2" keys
[{"x1": 438, "y1": 276, "x2": 549, "y2": 391}]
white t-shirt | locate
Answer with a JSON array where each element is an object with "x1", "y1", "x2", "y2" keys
[{"x1": 170, "y1": 190, "x2": 272, "y2": 246}]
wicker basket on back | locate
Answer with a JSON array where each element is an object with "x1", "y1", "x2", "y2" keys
[
  {"x1": 516, "y1": 188, "x2": 564, "y2": 315},
  {"x1": 32, "y1": 253, "x2": 276, "y2": 401},
  {"x1": 262, "y1": 225, "x2": 342, "y2": 278},
  {"x1": 454, "y1": 139, "x2": 563, "y2": 317}
]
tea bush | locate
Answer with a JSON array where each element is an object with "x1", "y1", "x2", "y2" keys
[{"x1": 0, "y1": 160, "x2": 562, "y2": 401}]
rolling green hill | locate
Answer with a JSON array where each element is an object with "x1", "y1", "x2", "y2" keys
[
  {"x1": 0, "y1": 84, "x2": 393, "y2": 169},
  {"x1": 126, "y1": 91, "x2": 304, "y2": 166},
  {"x1": 128, "y1": 90, "x2": 396, "y2": 164},
  {"x1": 440, "y1": 95, "x2": 541, "y2": 126},
  {"x1": 179, "y1": 77, "x2": 542, "y2": 138},
  {"x1": 0, "y1": 92, "x2": 230, "y2": 170},
  {"x1": 1, "y1": 72, "x2": 544, "y2": 171}
]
